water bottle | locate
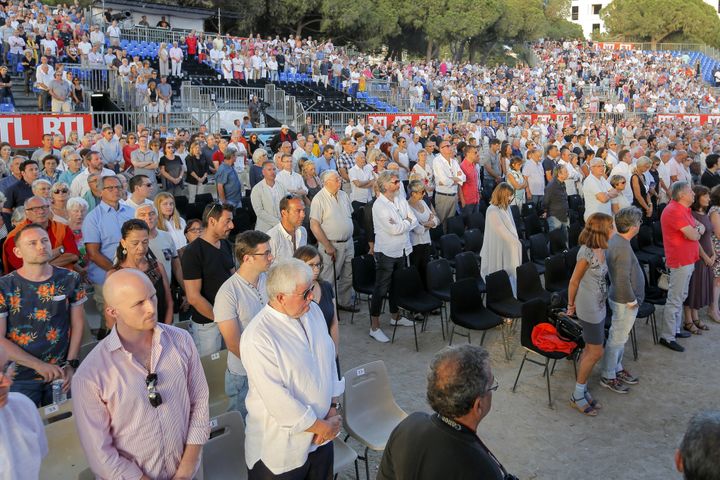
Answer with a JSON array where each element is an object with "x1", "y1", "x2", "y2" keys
[{"x1": 52, "y1": 379, "x2": 67, "y2": 405}]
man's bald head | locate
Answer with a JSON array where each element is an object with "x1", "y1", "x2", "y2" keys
[{"x1": 104, "y1": 269, "x2": 158, "y2": 331}]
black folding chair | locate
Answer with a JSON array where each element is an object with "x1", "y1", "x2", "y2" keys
[{"x1": 449, "y1": 279, "x2": 503, "y2": 346}]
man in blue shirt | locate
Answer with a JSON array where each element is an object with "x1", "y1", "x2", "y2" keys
[
  {"x1": 314, "y1": 145, "x2": 337, "y2": 175},
  {"x1": 81, "y1": 175, "x2": 135, "y2": 336},
  {"x1": 0, "y1": 156, "x2": 22, "y2": 196},
  {"x1": 216, "y1": 150, "x2": 244, "y2": 206}
]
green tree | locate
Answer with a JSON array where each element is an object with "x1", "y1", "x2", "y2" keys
[
  {"x1": 601, "y1": 0, "x2": 720, "y2": 48},
  {"x1": 321, "y1": 0, "x2": 399, "y2": 50},
  {"x1": 494, "y1": 0, "x2": 546, "y2": 42}
]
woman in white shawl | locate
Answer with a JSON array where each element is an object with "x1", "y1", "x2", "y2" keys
[{"x1": 480, "y1": 182, "x2": 523, "y2": 295}]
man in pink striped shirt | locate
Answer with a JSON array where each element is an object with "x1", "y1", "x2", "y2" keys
[{"x1": 72, "y1": 269, "x2": 210, "y2": 480}]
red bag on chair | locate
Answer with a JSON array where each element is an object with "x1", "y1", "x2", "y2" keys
[{"x1": 531, "y1": 323, "x2": 577, "y2": 355}]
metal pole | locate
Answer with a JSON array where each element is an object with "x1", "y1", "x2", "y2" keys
[{"x1": 218, "y1": 7, "x2": 221, "y2": 35}]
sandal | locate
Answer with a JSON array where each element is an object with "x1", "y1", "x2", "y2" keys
[
  {"x1": 584, "y1": 390, "x2": 602, "y2": 410},
  {"x1": 694, "y1": 320, "x2": 710, "y2": 331},
  {"x1": 684, "y1": 322, "x2": 702, "y2": 335},
  {"x1": 570, "y1": 395, "x2": 598, "y2": 417}
]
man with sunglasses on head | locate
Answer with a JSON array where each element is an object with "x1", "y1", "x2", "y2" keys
[
  {"x1": 213, "y1": 230, "x2": 273, "y2": 417},
  {"x1": 182, "y1": 203, "x2": 235, "y2": 356},
  {"x1": 0, "y1": 344, "x2": 48, "y2": 478},
  {"x1": 242, "y1": 259, "x2": 343, "y2": 479},
  {"x1": 73, "y1": 268, "x2": 209, "y2": 480}
]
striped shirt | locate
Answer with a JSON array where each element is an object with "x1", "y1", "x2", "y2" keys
[{"x1": 72, "y1": 323, "x2": 210, "y2": 479}]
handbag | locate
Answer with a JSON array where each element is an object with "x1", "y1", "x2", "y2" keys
[
  {"x1": 657, "y1": 267, "x2": 670, "y2": 290},
  {"x1": 554, "y1": 311, "x2": 584, "y2": 345}
]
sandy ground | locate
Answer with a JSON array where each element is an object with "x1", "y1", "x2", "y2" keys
[{"x1": 334, "y1": 303, "x2": 720, "y2": 480}]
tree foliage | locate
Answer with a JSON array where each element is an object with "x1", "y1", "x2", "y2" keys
[{"x1": 601, "y1": 0, "x2": 720, "y2": 47}]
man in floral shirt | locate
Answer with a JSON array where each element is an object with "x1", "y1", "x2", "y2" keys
[{"x1": 0, "y1": 224, "x2": 86, "y2": 406}]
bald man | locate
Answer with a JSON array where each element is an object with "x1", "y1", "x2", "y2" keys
[{"x1": 72, "y1": 269, "x2": 209, "y2": 480}]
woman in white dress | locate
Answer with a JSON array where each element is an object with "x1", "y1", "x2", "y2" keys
[
  {"x1": 480, "y1": 182, "x2": 523, "y2": 295},
  {"x1": 158, "y1": 42, "x2": 169, "y2": 77},
  {"x1": 393, "y1": 137, "x2": 411, "y2": 181}
]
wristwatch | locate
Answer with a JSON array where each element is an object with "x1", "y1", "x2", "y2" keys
[
  {"x1": 330, "y1": 402, "x2": 342, "y2": 410},
  {"x1": 66, "y1": 359, "x2": 80, "y2": 369},
  {"x1": 58, "y1": 246, "x2": 65, "y2": 255}
]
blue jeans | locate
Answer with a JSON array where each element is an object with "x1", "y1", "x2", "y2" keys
[
  {"x1": 225, "y1": 370, "x2": 249, "y2": 419},
  {"x1": 191, "y1": 321, "x2": 222, "y2": 357},
  {"x1": 11, "y1": 379, "x2": 68, "y2": 407},
  {"x1": 602, "y1": 300, "x2": 638, "y2": 379},
  {"x1": 661, "y1": 264, "x2": 694, "y2": 342}
]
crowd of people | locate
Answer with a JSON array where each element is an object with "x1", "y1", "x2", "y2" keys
[{"x1": 1, "y1": 1, "x2": 720, "y2": 478}]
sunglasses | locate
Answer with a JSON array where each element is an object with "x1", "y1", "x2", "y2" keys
[
  {"x1": 146, "y1": 373, "x2": 163, "y2": 408},
  {"x1": 287, "y1": 286, "x2": 314, "y2": 301},
  {"x1": 53, "y1": 188, "x2": 68, "y2": 194}
]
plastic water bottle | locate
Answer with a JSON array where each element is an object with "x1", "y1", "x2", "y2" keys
[{"x1": 52, "y1": 379, "x2": 67, "y2": 405}]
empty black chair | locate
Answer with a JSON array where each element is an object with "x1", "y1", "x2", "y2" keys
[
  {"x1": 463, "y1": 229, "x2": 484, "y2": 258},
  {"x1": 629, "y1": 302, "x2": 656, "y2": 359},
  {"x1": 516, "y1": 262, "x2": 552, "y2": 304},
  {"x1": 512, "y1": 299, "x2": 576, "y2": 408},
  {"x1": 548, "y1": 228, "x2": 567, "y2": 255},
  {"x1": 446, "y1": 216, "x2": 466, "y2": 241},
  {"x1": 544, "y1": 253, "x2": 570, "y2": 293},
  {"x1": 350, "y1": 254, "x2": 376, "y2": 324},
  {"x1": 466, "y1": 212, "x2": 485, "y2": 230},
  {"x1": 529, "y1": 233, "x2": 549, "y2": 274},
  {"x1": 651, "y1": 220, "x2": 663, "y2": 247},
  {"x1": 439, "y1": 234, "x2": 463, "y2": 267},
  {"x1": 510, "y1": 205, "x2": 525, "y2": 236},
  {"x1": 637, "y1": 224, "x2": 664, "y2": 257},
  {"x1": 391, "y1": 266, "x2": 443, "y2": 351},
  {"x1": 453, "y1": 252, "x2": 486, "y2": 293},
  {"x1": 449, "y1": 279, "x2": 503, "y2": 346},
  {"x1": 564, "y1": 246, "x2": 580, "y2": 274},
  {"x1": 426, "y1": 259, "x2": 453, "y2": 335},
  {"x1": 524, "y1": 213, "x2": 544, "y2": 238},
  {"x1": 195, "y1": 193, "x2": 214, "y2": 206},
  {"x1": 174, "y1": 195, "x2": 190, "y2": 218},
  {"x1": 485, "y1": 270, "x2": 524, "y2": 359},
  {"x1": 568, "y1": 222, "x2": 583, "y2": 249}
]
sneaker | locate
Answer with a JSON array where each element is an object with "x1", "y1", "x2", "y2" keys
[
  {"x1": 369, "y1": 328, "x2": 390, "y2": 343},
  {"x1": 600, "y1": 377, "x2": 630, "y2": 394},
  {"x1": 390, "y1": 317, "x2": 415, "y2": 327},
  {"x1": 616, "y1": 369, "x2": 639, "y2": 385}
]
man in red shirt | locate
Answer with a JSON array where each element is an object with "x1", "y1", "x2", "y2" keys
[
  {"x1": 659, "y1": 181, "x2": 702, "y2": 352},
  {"x1": 459, "y1": 145, "x2": 481, "y2": 218},
  {"x1": 3, "y1": 196, "x2": 79, "y2": 273}
]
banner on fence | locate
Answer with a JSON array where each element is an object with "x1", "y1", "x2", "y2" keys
[
  {"x1": 0, "y1": 114, "x2": 93, "y2": 149},
  {"x1": 516, "y1": 113, "x2": 576, "y2": 125},
  {"x1": 366, "y1": 113, "x2": 437, "y2": 128},
  {"x1": 656, "y1": 114, "x2": 720, "y2": 125}
]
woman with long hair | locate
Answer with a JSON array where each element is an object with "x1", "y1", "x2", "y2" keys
[
  {"x1": 566, "y1": 212, "x2": 615, "y2": 416},
  {"x1": 154, "y1": 192, "x2": 187, "y2": 250},
  {"x1": 109, "y1": 219, "x2": 172, "y2": 326},
  {"x1": 479, "y1": 183, "x2": 523, "y2": 295},
  {"x1": 682, "y1": 185, "x2": 713, "y2": 334}
]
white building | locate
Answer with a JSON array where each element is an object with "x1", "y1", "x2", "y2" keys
[{"x1": 569, "y1": 0, "x2": 720, "y2": 39}]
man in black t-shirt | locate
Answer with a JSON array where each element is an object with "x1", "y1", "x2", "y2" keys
[
  {"x1": 378, "y1": 345, "x2": 512, "y2": 480},
  {"x1": 181, "y1": 203, "x2": 235, "y2": 357}
]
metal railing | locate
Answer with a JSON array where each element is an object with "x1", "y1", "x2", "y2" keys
[
  {"x1": 91, "y1": 110, "x2": 214, "y2": 132},
  {"x1": 180, "y1": 83, "x2": 266, "y2": 110},
  {"x1": 113, "y1": 25, "x2": 195, "y2": 45}
]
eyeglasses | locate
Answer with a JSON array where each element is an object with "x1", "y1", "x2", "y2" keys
[
  {"x1": 286, "y1": 286, "x2": 314, "y2": 301},
  {"x1": 53, "y1": 188, "x2": 68, "y2": 194},
  {"x1": 26, "y1": 205, "x2": 50, "y2": 213},
  {"x1": 186, "y1": 227, "x2": 204, "y2": 234},
  {"x1": 142, "y1": 183, "x2": 153, "y2": 187},
  {"x1": 250, "y1": 249, "x2": 272, "y2": 259},
  {"x1": 103, "y1": 185, "x2": 122, "y2": 190},
  {"x1": 484, "y1": 378, "x2": 499, "y2": 394},
  {"x1": 145, "y1": 373, "x2": 163, "y2": 408},
  {"x1": 0, "y1": 361, "x2": 15, "y2": 383},
  {"x1": 307, "y1": 261, "x2": 324, "y2": 272}
]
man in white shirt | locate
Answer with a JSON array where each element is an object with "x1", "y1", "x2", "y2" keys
[
  {"x1": 609, "y1": 149, "x2": 633, "y2": 202},
  {"x1": 583, "y1": 158, "x2": 618, "y2": 221},
  {"x1": 656, "y1": 149, "x2": 673, "y2": 205},
  {"x1": 241, "y1": 259, "x2": 343, "y2": 478},
  {"x1": 0, "y1": 344, "x2": 48, "y2": 478},
  {"x1": 123, "y1": 174, "x2": 154, "y2": 209},
  {"x1": 309, "y1": 170, "x2": 355, "y2": 311},
  {"x1": 267, "y1": 195, "x2": 307, "y2": 263},
  {"x1": 522, "y1": 148, "x2": 545, "y2": 204},
  {"x1": 169, "y1": 41, "x2": 183, "y2": 77},
  {"x1": 368, "y1": 171, "x2": 419, "y2": 343},
  {"x1": 348, "y1": 151, "x2": 375, "y2": 210},
  {"x1": 214, "y1": 231, "x2": 272, "y2": 418},
  {"x1": 276, "y1": 153, "x2": 308, "y2": 201},
  {"x1": 432, "y1": 140, "x2": 465, "y2": 230},
  {"x1": 251, "y1": 160, "x2": 287, "y2": 232},
  {"x1": 70, "y1": 151, "x2": 115, "y2": 198}
]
